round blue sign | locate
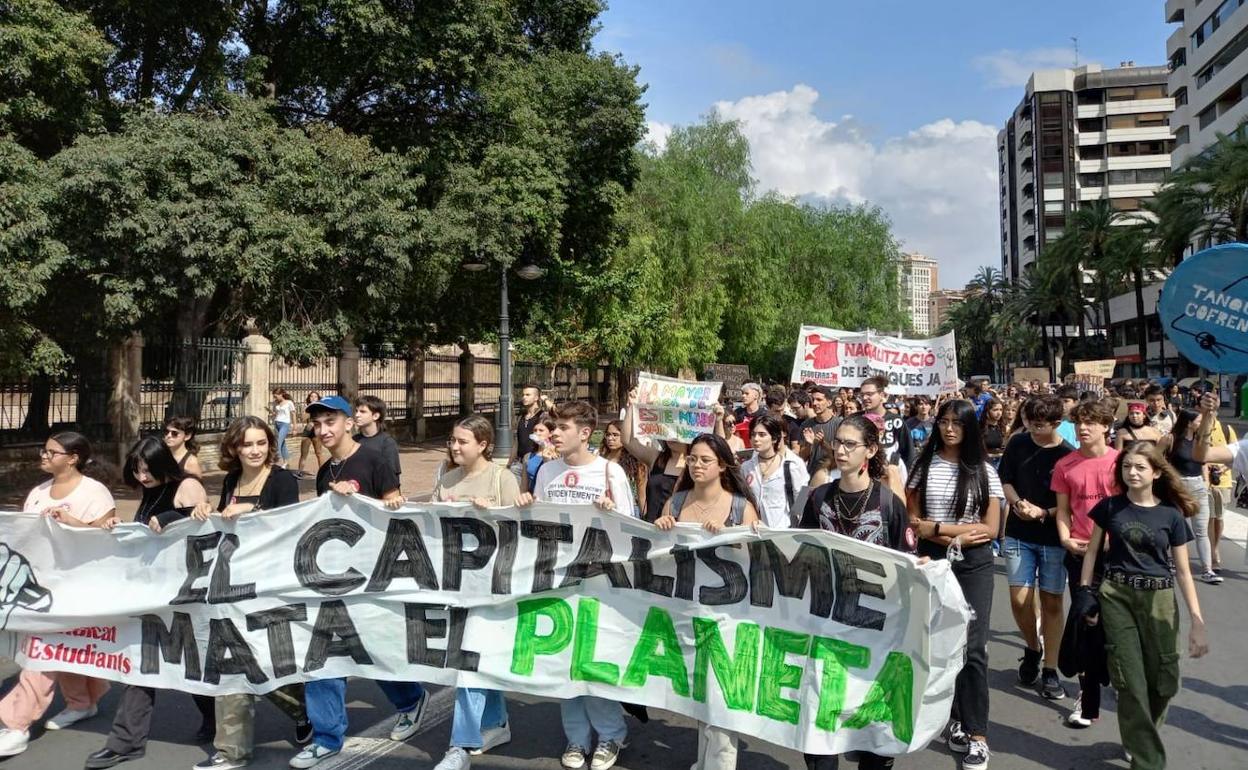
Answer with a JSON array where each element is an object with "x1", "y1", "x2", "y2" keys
[{"x1": 1158, "y1": 243, "x2": 1248, "y2": 373}]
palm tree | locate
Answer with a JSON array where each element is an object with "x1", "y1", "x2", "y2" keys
[
  {"x1": 1053, "y1": 200, "x2": 1130, "y2": 357},
  {"x1": 1169, "y1": 121, "x2": 1248, "y2": 243}
]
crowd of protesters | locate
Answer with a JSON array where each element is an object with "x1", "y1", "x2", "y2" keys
[{"x1": 4, "y1": 372, "x2": 1238, "y2": 770}]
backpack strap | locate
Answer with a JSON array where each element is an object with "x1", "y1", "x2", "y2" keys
[
  {"x1": 728, "y1": 494, "x2": 747, "y2": 527},
  {"x1": 669, "y1": 489, "x2": 689, "y2": 518},
  {"x1": 783, "y1": 460, "x2": 795, "y2": 509}
]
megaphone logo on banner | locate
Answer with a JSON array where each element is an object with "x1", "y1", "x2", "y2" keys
[
  {"x1": 804, "y1": 334, "x2": 840, "y2": 370},
  {"x1": 0, "y1": 544, "x2": 52, "y2": 629}
]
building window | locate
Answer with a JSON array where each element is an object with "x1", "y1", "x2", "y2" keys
[
  {"x1": 1080, "y1": 144, "x2": 1105, "y2": 160},
  {"x1": 1170, "y1": 47, "x2": 1186, "y2": 71},
  {"x1": 1174, "y1": 86, "x2": 1188, "y2": 106},
  {"x1": 1111, "y1": 197, "x2": 1142, "y2": 211},
  {"x1": 1176, "y1": 125, "x2": 1190, "y2": 146},
  {"x1": 1199, "y1": 104, "x2": 1218, "y2": 129},
  {"x1": 1079, "y1": 172, "x2": 1106, "y2": 186}
]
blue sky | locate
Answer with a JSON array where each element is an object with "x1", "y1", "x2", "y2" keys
[{"x1": 594, "y1": 1, "x2": 1170, "y2": 286}]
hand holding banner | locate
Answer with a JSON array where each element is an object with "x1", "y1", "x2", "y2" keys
[{"x1": 636, "y1": 372, "x2": 723, "y2": 442}]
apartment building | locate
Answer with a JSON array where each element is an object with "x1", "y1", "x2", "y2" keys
[
  {"x1": 998, "y1": 63, "x2": 1175, "y2": 282},
  {"x1": 1167, "y1": 0, "x2": 1248, "y2": 167},
  {"x1": 928, "y1": 288, "x2": 966, "y2": 332},
  {"x1": 897, "y1": 253, "x2": 939, "y2": 335}
]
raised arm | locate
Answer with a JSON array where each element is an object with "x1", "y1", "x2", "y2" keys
[
  {"x1": 1194, "y1": 393, "x2": 1235, "y2": 465},
  {"x1": 621, "y1": 401, "x2": 660, "y2": 467}
]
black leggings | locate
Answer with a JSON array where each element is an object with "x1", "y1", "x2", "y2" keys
[{"x1": 106, "y1": 686, "x2": 214, "y2": 753}]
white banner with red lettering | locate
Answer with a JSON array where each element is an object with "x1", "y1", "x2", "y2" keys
[{"x1": 789, "y1": 327, "x2": 959, "y2": 396}]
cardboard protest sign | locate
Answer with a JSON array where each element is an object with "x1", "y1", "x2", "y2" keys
[
  {"x1": 0, "y1": 496, "x2": 972, "y2": 756},
  {"x1": 1012, "y1": 367, "x2": 1050, "y2": 384},
  {"x1": 1073, "y1": 360, "x2": 1117, "y2": 379},
  {"x1": 636, "y1": 372, "x2": 723, "y2": 442},
  {"x1": 1158, "y1": 243, "x2": 1248, "y2": 373},
  {"x1": 789, "y1": 327, "x2": 958, "y2": 396},
  {"x1": 703, "y1": 364, "x2": 751, "y2": 399}
]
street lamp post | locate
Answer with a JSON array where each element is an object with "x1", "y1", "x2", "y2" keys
[
  {"x1": 462, "y1": 257, "x2": 544, "y2": 464},
  {"x1": 496, "y1": 268, "x2": 514, "y2": 463}
]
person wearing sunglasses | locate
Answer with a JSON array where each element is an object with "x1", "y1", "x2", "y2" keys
[
  {"x1": 0, "y1": 434, "x2": 116, "y2": 758},
  {"x1": 163, "y1": 416, "x2": 203, "y2": 478}
]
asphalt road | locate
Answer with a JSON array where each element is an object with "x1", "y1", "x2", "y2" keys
[{"x1": 2, "y1": 520, "x2": 1245, "y2": 770}]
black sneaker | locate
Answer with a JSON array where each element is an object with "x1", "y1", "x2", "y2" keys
[
  {"x1": 962, "y1": 739, "x2": 989, "y2": 769},
  {"x1": 947, "y1": 720, "x2": 970, "y2": 753},
  {"x1": 1017, "y1": 647, "x2": 1041, "y2": 686},
  {"x1": 294, "y1": 719, "x2": 313, "y2": 746},
  {"x1": 1039, "y1": 669, "x2": 1066, "y2": 700}
]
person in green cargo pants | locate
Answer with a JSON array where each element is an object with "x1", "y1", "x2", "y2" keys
[{"x1": 1079, "y1": 441, "x2": 1209, "y2": 770}]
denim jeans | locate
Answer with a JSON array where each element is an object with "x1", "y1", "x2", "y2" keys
[
  {"x1": 1179, "y1": 476, "x2": 1212, "y2": 572},
  {"x1": 450, "y1": 688, "x2": 507, "y2": 749},
  {"x1": 560, "y1": 696, "x2": 626, "y2": 749},
  {"x1": 275, "y1": 420, "x2": 291, "y2": 462},
  {"x1": 305, "y1": 679, "x2": 425, "y2": 751}
]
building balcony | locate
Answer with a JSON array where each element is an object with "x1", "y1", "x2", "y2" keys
[
  {"x1": 1165, "y1": 0, "x2": 1183, "y2": 24},
  {"x1": 1077, "y1": 103, "x2": 1108, "y2": 119},
  {"x1": 1167, "y1": 25, "x2": 1186, "y2": 59}
]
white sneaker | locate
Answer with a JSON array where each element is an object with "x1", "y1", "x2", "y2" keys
[
  {"x1": 1199, "y1": 571, "x2": 1224, "y2": 584},
  {"x1": 289, "y1": 744, "x2": 339, "y2": 769},
  {"x1": 433, "y1": 747, "x2": 471, "y2": 770},
  {"x1": 1065, "y1": 695, "x2": 1093, "y2": 728},
  {"x1": 468, "y1": 722, "x2": 511, "y2": 756},
  {"x1": 46, "y1": 705, "x2": 99, "y2": 730},
  {"x1": 561, "y1": 744, "x2": 588, "y2": 770},
  {"x1": 0, "y1": 729, "x2": 29, "y2": 757},
  {"x1": 389, "y1": 690, "x2": 429, "y2": 741}
]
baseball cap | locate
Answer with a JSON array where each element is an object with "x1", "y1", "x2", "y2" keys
[{"x1": 306, "y1": 395, "x2": 353, "y2": 416}]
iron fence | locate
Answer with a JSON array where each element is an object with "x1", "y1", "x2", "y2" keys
[
  {"x1": 0, "y1": 374, "x2": 111, "y2": 446},
  {"x1": 358, "y1": 345, "x2": 408, "y2": 420},
  {"x1": 141, "y1": 338, "x2": 248, "y2": 433}
]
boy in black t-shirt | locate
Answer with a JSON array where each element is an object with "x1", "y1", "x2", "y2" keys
[
  {"x1": 353, "y1": 394, "x2": 402, "y2": 481},
  {"x1": 294, "y1": 396, "x2": 419, "y2": 769},
  {"x1": 998, "y1": 395, "x2": 1073, "y2": 700}
]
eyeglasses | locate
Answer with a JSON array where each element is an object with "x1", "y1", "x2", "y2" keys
[
  {"x1": 164, "y1": 430, "x2": 183, "y2": 437},
  {"x1": 38, "y1": 448, "x2": 70, "y2": 458},
  {"x1": 831, "y1": 438, "x2": 865, "y2": 451},
  {"x1": 686, "y1": 455, "x2": 719, "y2": 467}
]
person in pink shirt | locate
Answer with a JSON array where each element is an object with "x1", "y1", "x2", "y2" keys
[
  {"x1": 0, "y1": 433, "x2": 116, "y2": 757},
  {"x1": 1052, "y1": 401, "x2": 1120, "y2": 730}
]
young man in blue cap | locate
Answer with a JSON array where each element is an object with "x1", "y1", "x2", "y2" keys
[{"x1": 290, "y1": 395, "x2": 425, "y2": 768}]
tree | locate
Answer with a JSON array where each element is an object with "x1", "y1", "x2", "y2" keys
[
  {"x1": 1050, "y1": 200, "x2": 1130, "y2": 358},
  {"x1": 1167, "y1": 121, "x2": 1248, "y2": 243}
]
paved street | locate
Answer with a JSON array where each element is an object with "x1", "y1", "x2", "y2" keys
[{"x1": 1, "y1": 508, "x2": 1244, "y2": 770}]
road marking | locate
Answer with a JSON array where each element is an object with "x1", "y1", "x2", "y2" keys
[{"x1": 315, "y1": 686, "x2": 456, "y2": 770}]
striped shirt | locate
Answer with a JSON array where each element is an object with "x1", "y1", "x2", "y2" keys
[{"x1": 907, "y1": 455, "x2": 1003, "y2": 524}]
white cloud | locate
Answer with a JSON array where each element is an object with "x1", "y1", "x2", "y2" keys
[
  {"x1": 711, "y1": 84, "x2": 1000, "y2": 287},
  {"x1": 972, "y1": 47, "x2": 1092, "y2": 89},
  {"x1": 645, "y1": 120, "x2": 673, "y2": 151}
]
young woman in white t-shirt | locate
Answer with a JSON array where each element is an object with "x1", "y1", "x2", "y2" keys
[
  {"x1": 0, "y1": 433, "x2": 116, "y2": 758},
  {"x1": 270, "y1": 388, "x2": 295, "y2": 468},
  {"x1": 906, "y1": 400, "x2": 1002, "y2": 770}
]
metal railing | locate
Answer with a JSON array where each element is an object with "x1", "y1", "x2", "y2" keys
[{"x1": 141, "y1": 338, "x2": 248, "y2": 433}]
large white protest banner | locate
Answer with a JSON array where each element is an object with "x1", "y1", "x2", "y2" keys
[
  {"x1": 635, "y1": 372, "x2": 723, "y2": 443},
  {"x1": 0, "y1": 496, "x2": 970, "y2": 756},
  {"x1": 789, "y1": 327, "x2": 959, "y2": 396}
]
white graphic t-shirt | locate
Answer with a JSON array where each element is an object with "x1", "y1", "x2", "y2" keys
[{"x1": 533, "y1": 456, "x2": 637, "y2": 518}]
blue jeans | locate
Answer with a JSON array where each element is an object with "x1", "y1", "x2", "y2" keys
[
  {"x1": 560, "y1": 696, "x2": 626, "y2": 749},
  {"x1": 275, "y1": 421, "x2": 291, "y2": 461},
  {"x1": 1003, "y1": 537, "x2": 1067, "y2": 594},
  {"x1": 450, "y1": 688, "x2": 508, "y2": 749},
  {"x1": 304, "y1": 679, "x2": 425, "y2": 751}
]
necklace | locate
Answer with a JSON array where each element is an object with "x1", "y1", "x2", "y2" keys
[
  {"x1": 833, "y1": 480, "x2": 873, "y2": 522},
  {"x1": 685, "y1": 488, "x2": 724, "y2": 520},
  {"x1": 758, "y1": 452, "x2": 781, "y2": 477},
  {"x1": 237, "y1": 467, "x2": 271, "y2": 497},
  {"x1": 136, "y1": 484, "x2": 171, "y2": 522},
  {"x1": 327, "y1": 444, "x2": 360, "y2": 484}
]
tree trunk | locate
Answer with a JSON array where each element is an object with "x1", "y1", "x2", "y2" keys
[
  {"x1": 1133, "y1": 268, "x2": 1148, "y2": 374},
  {"x1": 1100, "y1": 285, "x2": 1113, "y2": 358}
]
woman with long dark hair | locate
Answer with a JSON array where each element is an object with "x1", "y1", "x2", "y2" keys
[
  {"x1": 655, "y1": 433, "x2": 758, "y2": 770},
  {"x1": 655, "y1": 433, "x2": 760, "y2": 532},
  {"x1": 270, "y1": 388, "x2": 295, "y2": 469},
  {"x1": 189, "y1": 416, "x2": 311, "y2": 768},
  {"x1": 797, "y1": 414, "x2": 920, "y2": 770},
  {"x1": 1160, "y1": 409, "x2": 1218, "y2": 584},
  {"x1": 86, "y1": 438, "x2": 216, "y2": 769},
  {"x1": 0, "y1": 434, "x2": 115, "y2": 758},
  {"x1": 979, "y1": 398, "x2": 1007, "y2": 468},
  {"x1": 1079, "y1": 441, "x2": 1208, "y2": 769},
  {"x1": 906, "y1": 399, "x2": 1002, "y2": 770},
  {"x1": 163, "y1": 416, "x2": 203, "y2": 478},
  {"x1": 598, "y1": 419, "x2": 647, "y2": 513}
]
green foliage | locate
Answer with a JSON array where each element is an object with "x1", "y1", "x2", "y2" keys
[{"x1": 0, "y1": 0, "x2": 112, "y2": 157}]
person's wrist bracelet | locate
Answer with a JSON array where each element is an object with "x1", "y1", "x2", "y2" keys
[{"x1": 934, "y1": 521, "x2": 942, "y2": 537}]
